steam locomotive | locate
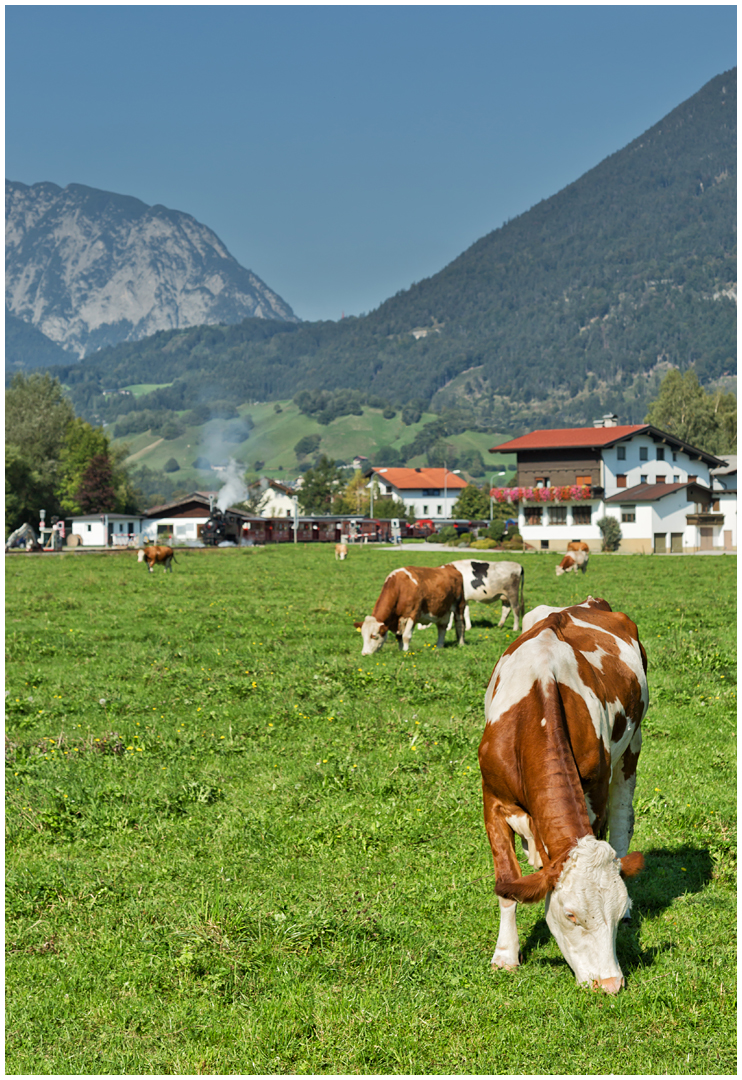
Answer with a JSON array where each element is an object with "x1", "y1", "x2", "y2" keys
[{"x1": 201, "y1": 507, "x2": 246, "y2": 546}]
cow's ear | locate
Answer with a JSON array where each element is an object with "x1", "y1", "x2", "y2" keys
[
  {"x1": 353, "y1": 621, "x2": 363, "y2": 630},
  {"x1": 377, "y1": 623, "x2": 388, "y2": 637},
  {"x1": 619, "y1": 852, "x2": 644, "y2": 878},
  {"x1": 496, "y1": 869, "x2": 551, "y2": 904}
]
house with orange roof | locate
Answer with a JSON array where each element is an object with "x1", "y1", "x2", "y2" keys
[
  {"x1": 490, "y1": 415, "x2": 729, "y2": 554},
  {"x1": 366, "y1": 466, "x2": 468, "y2": 522}
]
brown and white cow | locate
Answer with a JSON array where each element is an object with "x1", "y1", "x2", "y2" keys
[
  {"x1": 138, "y1": 545, "x2": 176, "y2": 573},
  {"x1": 335, "y1": 543, "x2": 348, "y2": 561},
  {"x1": 556, "y1": 550, "x2": 588, "y2": 576},
  {"x1": 355, "y1": 565, "x2": 466, "y2": 653},
  {"x1": 479, "y1": 596, "x2": 647, "y2": 993},
  {"x1": 447, "y1": 559, "x2": 525, "y2": 632},
  {"x1": 567, "y1": 541, "x2": 590, "y2": 553}
]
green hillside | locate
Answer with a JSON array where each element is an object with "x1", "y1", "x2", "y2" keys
[
  {"x1": 43, "y1": 69, "x2": 736, "y2": 432},
  {"x1": 116, "y1": 399, "x2": 515, "y2": 498}
]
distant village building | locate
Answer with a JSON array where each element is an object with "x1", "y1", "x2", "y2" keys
[
  {"x1": 366, "y1": 466, "x2": 468, "y2": 521},
  {"x1": 247, "y1": 478, "x2": 297, "y2": 517},
  {"x1": 490, "y1": 419, "x2": 730, "y2": 553}
]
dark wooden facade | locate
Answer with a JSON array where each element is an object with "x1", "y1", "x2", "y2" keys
[{"x1": 515, "y1": 449, "x2": 602, "y2": 489}]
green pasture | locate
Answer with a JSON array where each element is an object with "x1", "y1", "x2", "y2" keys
[{"x1": 5, "y1": 547, "x2": 736, "y2": 1073}]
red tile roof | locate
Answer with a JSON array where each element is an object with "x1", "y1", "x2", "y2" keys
[
  {"x1": 371, "y1": 467, "x2": 468, "y2": 490},
  {"x1": 491, "y1": 425, "x2": 647, "y2": 452}
]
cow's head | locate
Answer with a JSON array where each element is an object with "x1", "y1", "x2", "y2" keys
[
  {"x1": 355, "y1": 615, "x2": 388, "y2": 655},
  {"x1": 137, "y1": 550, "x2": 146, "y2": 562},
  {"x1": 496, "y1": 836, "x2": 644, "y2": 993}
]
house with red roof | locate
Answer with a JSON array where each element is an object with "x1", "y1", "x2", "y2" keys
[
  {"x1": 366, "y1": 466, "x2": 468, "y2": 522},
  {"x1": 490, "y1": 415, "x2": 729, "y2": 554}
]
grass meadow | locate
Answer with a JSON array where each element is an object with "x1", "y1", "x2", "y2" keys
[{"x1": 5, "y1": 545, "x2": 736, "y2": 1074}]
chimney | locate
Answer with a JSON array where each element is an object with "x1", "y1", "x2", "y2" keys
[{"x1": 593, "y1": 413, "x2": 619, "y2": 428}]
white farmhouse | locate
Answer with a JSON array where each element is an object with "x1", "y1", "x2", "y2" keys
[
  {"x1": 490, "y1": 417, "x2": 728, "y2": 553},
  {"x1": 366, "y1": 466, "x2": 468, "y2": 521}
]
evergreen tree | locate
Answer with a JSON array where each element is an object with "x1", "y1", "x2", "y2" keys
[
  {"x1": 298, "y1": 455, "x2": 344, "y2": 514},
  {"x1": 76, "y1": 454, "x2": 118, "y2": 513}
]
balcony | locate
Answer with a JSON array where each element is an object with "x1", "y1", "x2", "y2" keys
[
  {"x1": 686, "y1": 513, "x2": 724, "y2": 526},
  {"x1": 490, "y1": 484, "x2": 603, "y2": 504}
]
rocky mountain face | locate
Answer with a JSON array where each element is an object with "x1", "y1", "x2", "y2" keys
[{"x1": 5, "y1": 181, "x2": 298, "y2": 358}]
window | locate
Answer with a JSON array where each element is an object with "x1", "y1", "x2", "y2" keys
[
  {"x1": 128, "y1": 522, "x2": 134, "y2": 532},
  {"x1": 540, "y1": 540, "x2": 549, "y2": 550},
  {"x1": 621, "y1": 506, "x2": 636, "y2": 523},
  {"x1": 656, "y1": 475, "x2": 666, "y2": 484},
  {"x1": 672, "y1": 452, "x2": 677, "y2": 462},
  {"x1": 535, "y1": 477, "x2": 549, "y2": 488},
  {"x1": 572, "y1": 505, "x2": 592, "y2": 525},
  {"x1": 525, "y1": 506, "x2": 543, "y2": 525},
  {"x1": 616, "y1": 474, "x2": 627, "y2": 488},
  {"x1": 656, "y1": 447, "x2": 665, "y2": 461},
  {"x1": 549, "y1": 506, "x2": 567, "y2": 524},
  {"x1": 640, "y1": 475, "x2": 647, "y2": 484},
  {"x1": 86, "y1": 524, "x2": 91, "y2": 533},
  {"x1": 576, "y1": 475, "x2": 591, "y2": 487},
  {"x1": 673, "y1": 475, "x2": 680, "y2": 484},
  {"x1": 616, "y1": 446, "x2": 626, "y2": 460},
  {"x1": 639, "y1": 447, "x2": 648, "y2": 461},
  {"x1": 423, "y1": 505, "x2": 428, "y2": 515},
  {"x1": 713, "y1": 500, "x2": 720, "y2": 512},
  {"x1": 437, "y1": 505, "x2": 442, "y2": 515}
]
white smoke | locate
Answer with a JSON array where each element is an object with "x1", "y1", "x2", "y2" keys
[{"x1": 217, "y1": 458, "x2": 249, "y2": 511}]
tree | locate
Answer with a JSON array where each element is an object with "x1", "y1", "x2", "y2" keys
[
  {"x1": 452, "y1": 484, "x2": 491, "y2": 520},
  {"x1": 596, "y1": 515, "x2": 622, "y2": 552},
  {"x1": 645, "y1": 369, "x2": 736, "y2": 455},
  {"x1": 57, "y1": 418, "x2": 111, "y2": 514},
  {"x1": 5, "y1": 372, "x2": 75, "y2": 530},
  {"x1": 294, "y1": 434, "x2": 321, "y2": 460},
  {"x1": 337, "y1": 470, "x2": 371, "y2": 515},
  {"x1": 164, "y1": 458, "x2": 180, "y2": 473},
  {"x1": 76, "y1": 454, "x2": 118, "y2": 513},
  {"x1": 298, "y1": 455, "x2": 344, "y2": 514}
]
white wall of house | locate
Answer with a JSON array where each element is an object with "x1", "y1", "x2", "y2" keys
[
  {"x1": 602, "y1": 435, "x2": 711, "y2": 495},
  {"x1": 368, "y1": 481, "x2": 462, "y2": 520},
  {"x1": 141, "y1": 517, "x2": 209, "y2": 542},
  {"x1": 257, "y1": 487, "x2": 296, "y2": 518},
  {"x1": 518, "y1": 501, "x2": 602, "y2": 550},
  {"x1": 70, "y1": 515, "x2": 145, "y2": 546}
]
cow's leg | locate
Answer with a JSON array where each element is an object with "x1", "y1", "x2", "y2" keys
[
  {"x1": 400, "y1": 617, "x2": 415, "y2": 652},
  {"x1": 497, "y1": 597, "x2": 511, "y2": 629},
  {"x1": 607, "y1": 725, "x2": 642, "y2": 859},
  {"x1": 148, "y1": 563, "x2": 154, "y2": 574},
  {"x1": 482, "y1": 789, "x2": 523, "y2": 969},
  {"x1": 453, "y1": 601, "x2": 466, "y2": 647},
  {"x1": 464, "y1": 603, "x2": 472, "y2": 631}
]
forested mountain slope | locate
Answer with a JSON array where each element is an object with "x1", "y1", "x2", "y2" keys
[{"x1": 49, "y1": 69, "x2": 735, "y2": 429}]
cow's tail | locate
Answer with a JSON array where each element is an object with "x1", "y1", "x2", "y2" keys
[{"x1": 518, "y1": 564, "x2": 525, "y2": 621}]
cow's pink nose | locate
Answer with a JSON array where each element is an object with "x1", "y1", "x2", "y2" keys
[{"x1": 594, "y1": 976, "x2": 624, "y2": 995}]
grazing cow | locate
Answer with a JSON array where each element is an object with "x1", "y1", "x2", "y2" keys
[
  {"x1": 479, "y1": 596, "x2": 647, "y2": 993},
  {"x1": 138, "y1": 545, "x2": 176, "y2": 573},
  {"x1": 355, "y1": 565, "x2": 466, "y2": 653},
  {"x1": 567, "y1": 541, "x2": 590, "y2": 553},
  {"x1": 556, "y1": 550, "x2": 588, "y2": 576},
  {"x1": 447, "y1": 559, "x2": 525, "y2": 632},
  {"x1": 335, "y1": 543, "x2": 348, "y2": 561}
]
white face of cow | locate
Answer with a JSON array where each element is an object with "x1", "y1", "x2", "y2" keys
[
  {"x1": 545, "y1": 837, "x2": 630, "y2": 993},
  {"x1": 137, "y1": 550, "x2": 146, "y2": 562},
  {"x1": 360, "y1": 615, "x2": 387, "y2": 655}
]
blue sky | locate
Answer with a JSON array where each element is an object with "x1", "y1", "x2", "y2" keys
[{"x1": 5, "y1": 5, "x2": 737, "y2": 323}]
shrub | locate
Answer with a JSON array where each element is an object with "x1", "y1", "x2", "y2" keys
[
  {"x1": 456, "y1": 532, "x2": 473, "y2": 546},
  {"x1": 597, "y1": 515, "x2": 622, "y2": 552},
  {"x1": 470, "y1": 537, "x2": 498, "y2": 550},
  {"x1": 485, "y1": 519, "x2": 506, "y2": 542},
  {"x1": 294, "y1": 434, "x2": 321, "y2": 459},
  {"x1": 163, "y1": 458, "x2": 180, "y2": 473},
  {"x1": 502, "y1": 534, "x2": 524, "y2": 550},
  {"x1": 274, "y1": 403, "x2": 283, "y2": 413},
  {"x1": 382, "y1": 407, "x2": 397, "y2": 420},
  {"x1": 192, "y1": 456, "x2": 211, "y2": 470}
]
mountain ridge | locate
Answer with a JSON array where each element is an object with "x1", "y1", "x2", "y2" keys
[{"x1": 5, "y1": 179, "x2": 298, "y2": 360}]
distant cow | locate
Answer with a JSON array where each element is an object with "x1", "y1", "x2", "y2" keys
[
  {"x1": 479, "y1": 596, "x2": 647, "y2": 993},
  {"x1": 556, "y1": 550, "x2": 588, "y2": 575},
  {"x1": 567, "y1": 541, "x2": 590, "y2": 553},
  {"x1": 447, "y1": 559, "x2": 525, "y2": 632},
  {"x1": 355, "y1": 565, "x2": 466, "y2": 654},
  {"x1": 138, "y1": 545, "x2": 176, "y2": 573},
  {"x1": 335, "y1": 543, "x2": 348, "y2": 560}
]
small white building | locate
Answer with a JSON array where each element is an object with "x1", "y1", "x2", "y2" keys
[
  {"x1": 69, "y1": 513, "x2": 147, "y2": 547},
  {"x1": 366, "y1": 466, "x2": 467, "y2": 521},
  {"x1": 247, "y1": 478, "x2": 297, "y2": 518}
]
